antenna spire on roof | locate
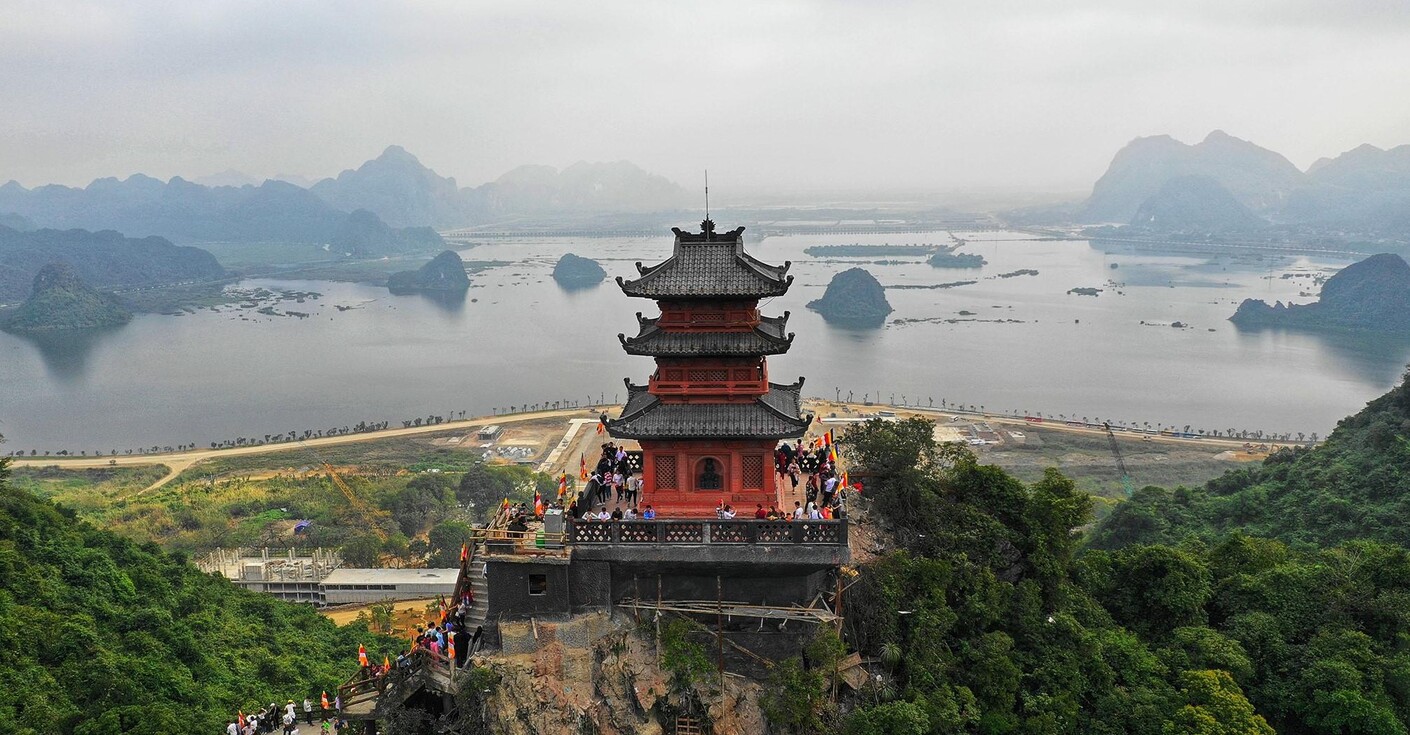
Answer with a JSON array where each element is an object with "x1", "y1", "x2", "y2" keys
[{"x1": 705, "y1": 169, "x2": 710, "y2": 220}]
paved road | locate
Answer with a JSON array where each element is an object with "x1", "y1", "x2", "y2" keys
[
  {"x1": 9, "y1": 401, "x2": 1296, "y2": 493},
  {"x1": 10, "y1": 407, "x2": 608, "y2": 492}
]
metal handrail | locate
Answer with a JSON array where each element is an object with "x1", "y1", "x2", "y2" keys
[{"x1": 566, "y1": 518, "x2": 848, "y2": 545}]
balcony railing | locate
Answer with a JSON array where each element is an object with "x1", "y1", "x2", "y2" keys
[{"x1": 567, "y1": 519, "x2": 848, "y2": 546}]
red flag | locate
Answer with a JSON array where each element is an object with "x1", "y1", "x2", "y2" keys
[
  {"x1": 383, "y1": 655, "x2": 390, "y2": 669},
  {"x1": 448, "y1": 640, "x2": 456, "y2": 661},
  {"x1": 596, "y1": 420, "x2": 605, "y2": 435},
  {"x1": 558, "y1": 473, "x2": 568, "y2": 499},
  {"x1": 321, "y1": 691, "x2": 329, "y2": 709},
  {"x1": 579, "y1": 454, "x2": 588, "y2": 480},
  {"x1": 459, "y1": 543, "x2": 468, "y2": 563},
  {"x1": 358, "y1": 644, "x2": 368, "y2": 667},
  {"x1": 239, "y1": 711, "x2": 246, "y2": 728}
]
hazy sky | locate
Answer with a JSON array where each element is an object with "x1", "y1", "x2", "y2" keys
[{"x1": 4, "y1": 0, "x2": 1409, "y2": 194}]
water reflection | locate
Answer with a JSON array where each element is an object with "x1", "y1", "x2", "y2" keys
[
  {"x1": 1231, "y1": 324, "x2": 1410, "y2": 386},
  {"x1": 17, "y1": 325, "x2": 123, "y2": 383}
]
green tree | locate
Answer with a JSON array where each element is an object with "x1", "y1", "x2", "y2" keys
[
  {"x1": 843, "y1": 701, "x2": 930, "y2": 735},
  {"x1": 387, "y1": 473, "x2": 453, "y2": 536},
  {"x1": 1164, "y1": 670, "x2": 1274, "y2": 735},
  {"x1": 340, "y1": 533, "x2": 383, "y2": 567},
  {"x1": 427, "y1": 520, "x2": 476, "y2": 567}
]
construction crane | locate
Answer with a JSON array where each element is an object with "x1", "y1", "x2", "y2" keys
[
  {"x1": 320, "y1": 462, "x2": 387, "y2": 541},
  {"x1": 298, "y1": 441, "x2": 387, "y2": 541},
  {"x1": 1103, "y1": 423, "x2": 1135, "y2": 497}
]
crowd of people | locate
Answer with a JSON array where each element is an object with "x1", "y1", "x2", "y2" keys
[
  {"x1": 565, "y1": 438, "x2": 850, "y2": 522},
  {"x1": 225, "y1": 698, "x2": 341, "y2": 735},
  {"x1": 224, "y1": 592, "x2": 488, "y2": 733}
]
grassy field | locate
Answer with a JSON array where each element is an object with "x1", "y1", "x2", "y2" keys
[
  {"x1": 980, "y1": 426, "x2": 1249, "y2": 521},
  {"x1": 10, "y1": 424, "x2": 555, "y2": 555}
]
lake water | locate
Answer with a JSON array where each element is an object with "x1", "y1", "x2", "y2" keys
[{"x1": 2, "y1": 231, "x2": 1406, "y2": 453}]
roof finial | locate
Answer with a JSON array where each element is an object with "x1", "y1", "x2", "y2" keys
[{"x1": 700, "y1": 170, "x2": 716, "y2": 238}]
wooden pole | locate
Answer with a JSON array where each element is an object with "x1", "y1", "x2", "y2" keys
[
  {"x1": 831, "y1": 567, "x2": 844, "y2": 703},
  {"x1": 717, "y1": 575, "x2": 724, "y2": 689},
  {"x1": 656, "y1": 574, "x2": 663, "y2": 668}
]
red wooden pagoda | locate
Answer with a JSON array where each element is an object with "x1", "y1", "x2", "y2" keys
[{"x1": 605, "y1": 220, "x2": 812, "y2": 517}]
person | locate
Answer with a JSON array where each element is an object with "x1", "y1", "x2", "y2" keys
[
  {"x1": 766, "y1": 505, "x2": 780, "y2": 520},
  {"x1": 754, "y1": 503, "x2": 767, "y2": 519},
  {"x1": 227, "y1": 721, "x2": 239, "y2": 735},
  {"x1": 470, "y1": 624, "x2": 484, "y2": 655},
  {"x1": 626, "y1": 506, "x2": 638, "y2": 520},
  {"x1": 303, "y1": 698, "x2": 313, "y2": 725},
  {"x1": 807, "y1": 502, "x2": 821, "y2": 520},
  {"x1": 610, "y1": 506, "x2": 623, "y2": 521},
  {"x1": 792, "y1": 501, "x2": 804, "y2": 519},
  {"x1": 321, "y1": 721, "x2": 331, "y2": 735},
  {"x1": 507, "y1": 514, "x2": 528, "y2": 533},
  {"x1": 642, "y1": 505, "x2": 656, "y2": 520},
  {"x1": 285, "y1": 701, "x2": 296, "y2": 721},
  {"x1": 820, "y1": 503, "x2": 833, "y2": 520},
  {"x1": 454, "y1": 626, "x2": 469, "y2": 668},
  {"x1": 282, "y1": 710, "x2": 296, "y2": 735},
  {"x1": 721, "y1": 504, "x2": 736, "y2": 519},
  {"x1": 822, "y1": 474, "x2": 839, "y2": 508}
]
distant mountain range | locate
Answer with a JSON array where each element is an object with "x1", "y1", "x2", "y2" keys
[
  {"x1": 0, "y1": 224, "x2": 226, "y2": 303},
  {"x1": 0, "y1": 147, "x2": 689, "y2": 245},
  {"x1": 1080, "y1": 131, "x2": 1410, "y2": 242}
]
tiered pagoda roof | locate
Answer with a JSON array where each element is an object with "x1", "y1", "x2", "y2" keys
[
  {"x1": 606, "y1": 379, "x2": 811, "y2": 440},
  {"x1": 616, "y1": 221, "x2": 792, "y2": 300},
  {"x1": 618, "y1": 312, "x2": 794, "y2": 357}
]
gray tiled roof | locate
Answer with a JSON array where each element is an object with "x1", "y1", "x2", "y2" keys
[
  {"x1": 619, "y1": 313, "x2": 793, "y2": 356},
  {"x1": 617, "y1": 224, "x2": 792, "y2": 299},
  {"x1": 606, "y1": 380, "x2": 811, "y2": 440}
]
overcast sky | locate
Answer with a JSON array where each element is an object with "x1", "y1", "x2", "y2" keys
[{"x1": 3, "y1": 0, "x2": 1409, "y2": 194}]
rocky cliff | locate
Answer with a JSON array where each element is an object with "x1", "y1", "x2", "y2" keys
[
  {"x1": 1230, "y1": 253, "x2": 1410, "y2": 331},
  {"x1": 807, "y1": 267, "x2": 893, "y2": 327},
  {"x1": 551, "y1": 252, "x2": 607, "y2": 287},
  {"x1": 328, "y1": 209, "x2": 445, "y2": 257},
  {"x1": 1131, "y1": 175, "x2": 1265, "y2": 232},
  {"x1": 386, "y1": 250, "x2": 470, "y2": 292},
  {"x1": 2, "y1": 261, "x2": 131, "y2": 333}
]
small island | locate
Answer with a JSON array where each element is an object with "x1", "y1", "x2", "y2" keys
[
  {"x1": 551, "y1": 253, "x2": 607, "y2": 288},
  {"x1": 927, "y1": 244, "x2": 986, "y2": 268},
  {"x1": 1231, "y1": 253, "x2": 1410, "y2": 331},
  {"x1": 1068, "y1": 287, "x2": 1103, "y2": 297},
  {"x1": 806, "y1": 267, "x2": 893, "y2": 327},
  {"x1": 2, "y1": 262, "x2": 132, "y2": 334},
  {"x1": 386, "y1": 250, "x2": 471, "y2": 293}
]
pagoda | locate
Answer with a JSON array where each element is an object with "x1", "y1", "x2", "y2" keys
[{"x1": 605, "y1": 220, "x2": 812, "y2": 517}]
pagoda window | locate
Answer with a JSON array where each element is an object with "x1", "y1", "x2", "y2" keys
[
  {"x1": 741, "y1": 455, "x2": 764, "y2": 490},
  {"x1": 695, "y1": 457, "x2": 724, "y2": 491},
  {"x1": 655, "y1": 455, "x2": 678, "y2": 490}
]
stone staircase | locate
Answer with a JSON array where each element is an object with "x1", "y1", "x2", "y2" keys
[{"x1": 465, "y1": 557, "x2": 489, "y2": 630}]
